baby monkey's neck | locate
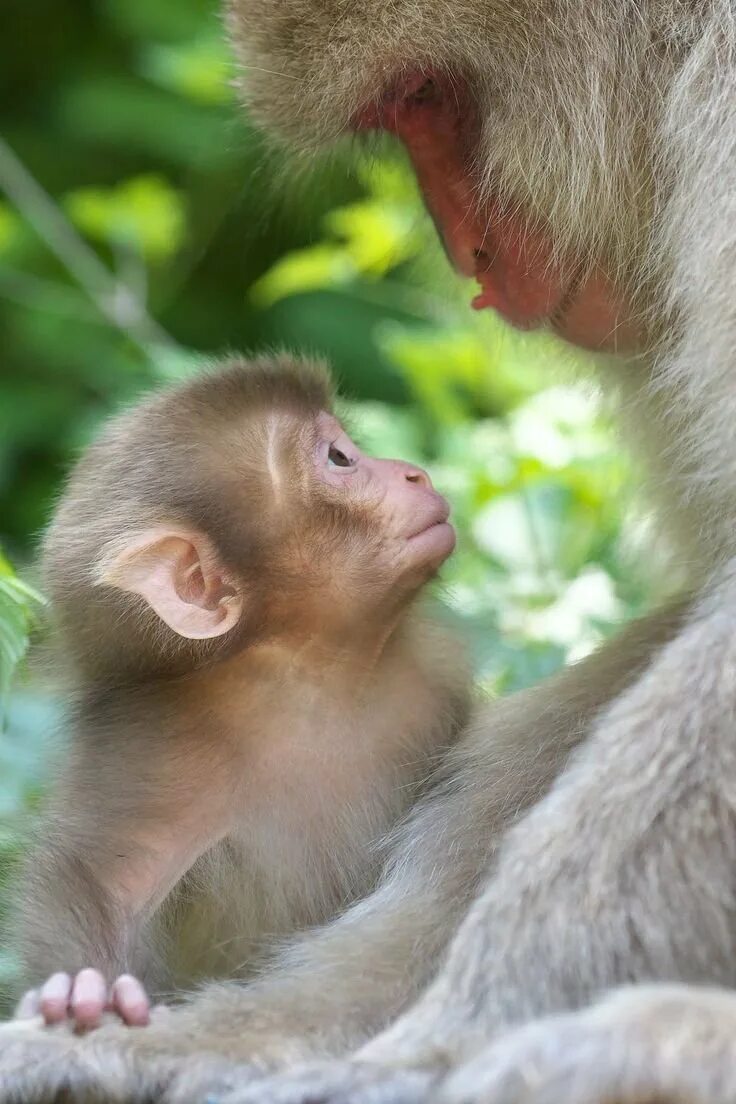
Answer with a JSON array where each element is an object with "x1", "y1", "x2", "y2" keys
[
  {"x1": 199, "y1": 613, "x2": 420, "y2": 733},
  {"x1": 71, "y1": 606, "x2": 467, "y2": 838}
]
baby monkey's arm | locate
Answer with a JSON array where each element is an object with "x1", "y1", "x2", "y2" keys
[{"x1": 15, "y1": 731, "x2": 234, "y2": 1031}]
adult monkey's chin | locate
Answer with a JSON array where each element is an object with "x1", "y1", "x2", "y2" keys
[{"x1": 358, "y1": 71, "x2": 642, "y2": 355}]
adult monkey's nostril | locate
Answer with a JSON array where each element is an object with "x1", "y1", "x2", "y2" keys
[
  {"x1": 405, "y1": 77, "x2": 437, "y2": 105},
  {"x1": 394, "y1": 72, "x2": 445, "y2": 112}
]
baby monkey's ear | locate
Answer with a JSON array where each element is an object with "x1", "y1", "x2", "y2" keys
[{"x1": 97, "y1": 528, "x2": 243, "y2": 639}]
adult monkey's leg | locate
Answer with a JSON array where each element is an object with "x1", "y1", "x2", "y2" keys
[
  {"x1": 439, "y1": 985, "x2": 736, "y2": 1104},
  {"x1": 0, "y1": 605, "x2": 683, "y2": 1104}
]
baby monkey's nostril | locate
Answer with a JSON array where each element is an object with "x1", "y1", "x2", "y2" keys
[{"x1": 405, "y1": 468, "x2": 431, "y2": 488}]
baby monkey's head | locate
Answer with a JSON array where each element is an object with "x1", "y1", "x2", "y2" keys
[{"x1": 43, "y1": 355, "x2": 454, "y2": 681}]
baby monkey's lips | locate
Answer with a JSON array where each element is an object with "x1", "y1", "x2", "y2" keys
[
  {"x1": 405, "y1": 493, "x2": 455, "y2": 567},
  {"x1": 357, "y1": 72, "x2": 640, "y2": 354},
  {"x1": 407, "y1": 491, "x2": 451, "y2": 540}
]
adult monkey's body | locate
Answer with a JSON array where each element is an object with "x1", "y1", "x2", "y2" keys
[{"x1": 1, "y1": 1, "x2": 736, "y2": 1102}]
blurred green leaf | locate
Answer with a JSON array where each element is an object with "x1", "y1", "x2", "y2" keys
[
  {"x1": 325, "y1": 199, "x2": 419, "y2": 275},
  {"x1": 55, "y1": 76, "x2": 236, "y2": 168},
  {"x1": 101, "y1": 0, "x2": 218, "y2": 43},
  {"x1": 0, "y1": 204, "x2": 20, "y2": 253},
  {"x1": 141, "y1": 39, "x2": 233, "y2": 104},
  {"x1": 250, "y1": 175, "x2": 422, "y2": 308},
  {"x1": 0, "y1": 553, "x2": 45, "y2": 713},
  {"x1": 378, "y1": 325, "x2": 488, "y2": 424},
  {"x1": 251, "y1": 245, "x2": 356, "y2": 308},
  {"x1": 65, "y1": 174, "x2": 186, "y2": 260}
]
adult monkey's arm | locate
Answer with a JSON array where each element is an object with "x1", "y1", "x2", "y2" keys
[{"x1": 213, "y1": 567, "x2": 736, "y2": 1104}]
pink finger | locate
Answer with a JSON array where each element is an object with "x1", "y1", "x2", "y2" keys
[
  {"x1": 39, "y1": 972, "x2": 72, "y2": 1024},
  {"x1": 70, "y1": 968, "x2": 108, "y2": 1031},
  {"x1": 14, "y1": 988, "x2": 40, "y2": 1020},
  {"x1": 111, "y1": 974, "x2": 150, "y2": 1026}
]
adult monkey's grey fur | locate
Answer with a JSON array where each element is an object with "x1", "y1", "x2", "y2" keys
[{"x1": 0, "y1": 1, "x2": 735, "y2": 1102}]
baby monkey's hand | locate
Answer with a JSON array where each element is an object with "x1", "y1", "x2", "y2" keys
[{"x1": 15, "y1": 968, "x2": 151, "y2": 1031}]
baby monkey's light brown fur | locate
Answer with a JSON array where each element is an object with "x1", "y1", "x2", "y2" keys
[{"x1": 14, "y1": 354, "x2": 468, "y2": 1028}]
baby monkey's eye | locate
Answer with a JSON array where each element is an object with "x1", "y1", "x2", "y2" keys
[{"x1": 328, "y1": 444, "x2": 355, "y2": 470}]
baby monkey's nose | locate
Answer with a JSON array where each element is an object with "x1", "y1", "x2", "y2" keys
[{"x1": 404, "y1": 465, "x2": 432, "y2": 489}]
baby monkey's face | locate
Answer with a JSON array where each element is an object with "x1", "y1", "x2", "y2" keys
[
  {"x1": 82, "y1": 377, "x2": 456, "y2": 655},
  {"x1": 308, "y1": 412, "x2": 455, "y2": 582}
]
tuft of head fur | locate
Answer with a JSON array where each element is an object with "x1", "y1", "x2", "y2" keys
[{"x1": 42, "y1": 354, "x2": 334, "y2": 683}]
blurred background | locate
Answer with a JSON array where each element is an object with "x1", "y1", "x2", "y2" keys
[{"x1": 0, "y1": 0, "x2": 658, "y2": 1005}]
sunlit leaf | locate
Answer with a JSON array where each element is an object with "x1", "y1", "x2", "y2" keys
[
  {"x1": 64, "y1": 175, "x2": 186, "y2": 261},
  {"x1": 250, "y1": 246, "x2": 356, "y2": 307},
  {"x1": 325, "y1": 200, "x2": 419, "y2": 275}
]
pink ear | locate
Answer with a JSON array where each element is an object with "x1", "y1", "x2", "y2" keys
[{"x1": 97, "y1": 528, "x2": 243, "y2": 640}]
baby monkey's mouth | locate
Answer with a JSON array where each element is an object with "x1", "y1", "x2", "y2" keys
[
  {"x1": 408, "y1": 491, "x2": 452, "y2": 541},
  {"x1": 404, "y1": 490, "x2": 456, "y2": 566}
]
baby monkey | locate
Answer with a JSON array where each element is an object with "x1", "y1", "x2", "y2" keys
[{"x1": 14, "y1": 355, "x2": 468, "y2": 1031}]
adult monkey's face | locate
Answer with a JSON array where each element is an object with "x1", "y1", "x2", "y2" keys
[{"x1": 230, "y1": 0, "x2": 664, "y2": 355}]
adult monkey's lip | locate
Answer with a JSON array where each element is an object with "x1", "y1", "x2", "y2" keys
[{"x1": 356, "y1": 69, "x2": 570, "y2": 332}]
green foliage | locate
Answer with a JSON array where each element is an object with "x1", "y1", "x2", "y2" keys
[
  {"x1": 0, "y1": 555, "x2": 46, "y2": 1007},
  {"x1": 0, "y1": 553, "x2": 45, "y2": 714}
]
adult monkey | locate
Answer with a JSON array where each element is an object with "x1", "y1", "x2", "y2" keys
[{"x1": 1, "y1": 1, "x2": 736, "y2": 1102}]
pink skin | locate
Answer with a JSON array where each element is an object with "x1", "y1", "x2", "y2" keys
[
  {"x1": 315, "y1": 413, "x2": 456, "y2": 572},
  {"x1": 17, "y1": 969, "x2": 150, "y2": 1030}
]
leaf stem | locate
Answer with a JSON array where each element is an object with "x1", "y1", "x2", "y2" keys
[{"x1": 0, "y1": 135, "x2": 177, "y2": 356}]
